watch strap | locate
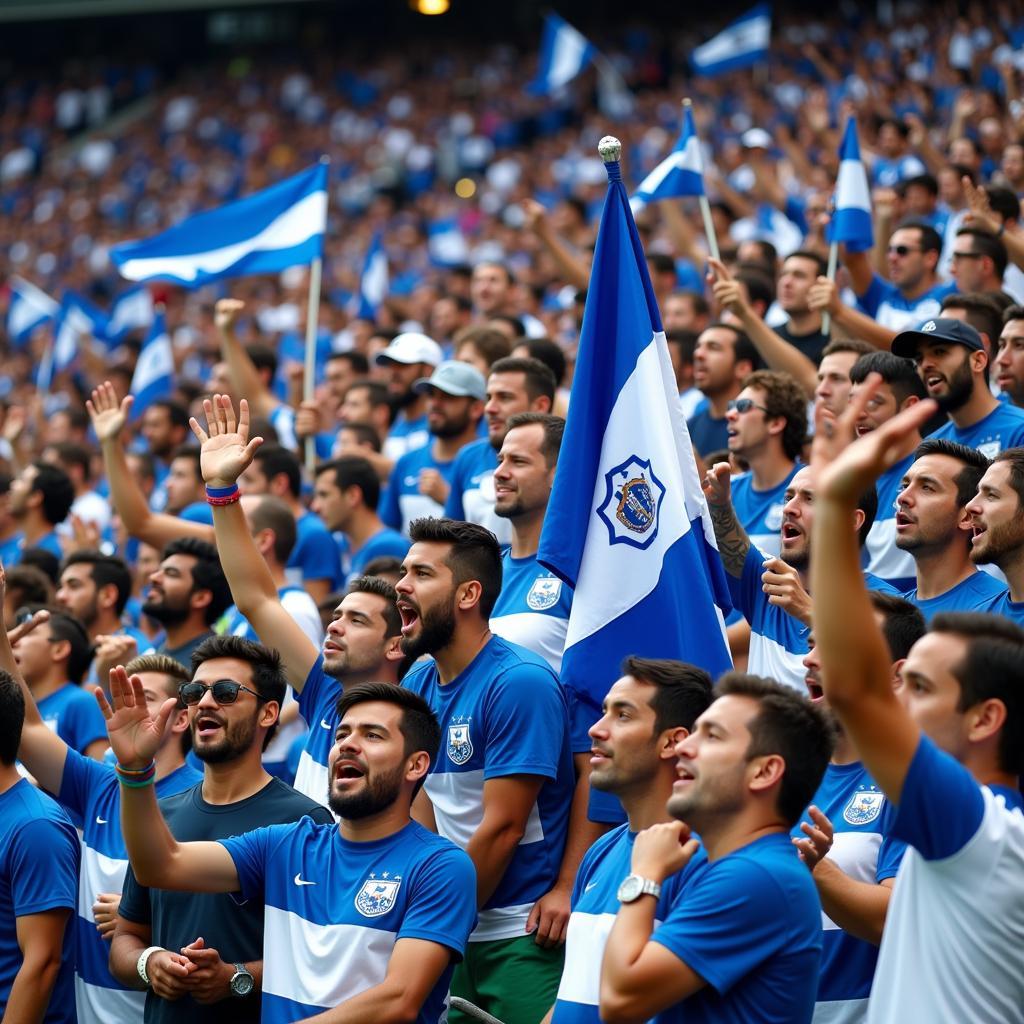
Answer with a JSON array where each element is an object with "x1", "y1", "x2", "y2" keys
[
  {"x1": 137, "y1": 945, "x2": 163, "y2": 987},
  {"x1": 638, "y1": 877, "x2": 662, "y2": 899}
]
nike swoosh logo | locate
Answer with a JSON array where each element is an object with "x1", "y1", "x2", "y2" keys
[
  {"x1": 584, "y1": 882, "x2": 597, "y2": 892},
  {"x1": 294, "y1": 873, "x2": 316, "y2": 886},
  {"x1": 95, "y1": 816, "x2": 108, "y2": 825},
  {"x1": 320, "y1": 718, "x2": 332, "y2": 729}
]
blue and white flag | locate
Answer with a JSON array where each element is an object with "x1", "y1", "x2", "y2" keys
[
  {"x1": 828, "y1": 117, "x2": 874, "y2": 254},
  {"x1": 354, "y1": 233, "x2": 388, "y2": 321},
  {"x1": 110, "y1": 163, "x2": 328, "y2": 287},
  {"x1": 54, "y1": 292, "x2": 109, "y2": 372},
  {"x1": 537, "y1": 143, "x2": 733, "y2": 724},
  {"x1": 107, "y1": 287, "x2": 155, "y2": 341},
  {"x1": 427, "y1": 218, "x2": 469, "y2": 267},
  {"x1": 6, "y1": 277, "x2": 58, "y2": 347},
  {"x1": 129, "y1": 309, "x2": 174, "y2": 420},
  {"x1": 631, "y1": 105, "x2": 705, "y2": 212},
  {"x1": 691, "y1": 4, "x2": 771, "y2": 77},
  {"x1": 528, "y1": 13, "x2": 596, "y2": 95}
]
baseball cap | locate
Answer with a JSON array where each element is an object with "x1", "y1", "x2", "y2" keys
[
  {"x1": 413, "y1": 360, "x2": 487, "y2": 400},
  {"x1": 373, "y1": 332, "x2": 443, "y2": 367},
  {"x1": 891, "y1": 317, "x2": 985, "y2": 359},
  {"x1": 741, "y1": 128, "x2": 773, "y2": 149}
]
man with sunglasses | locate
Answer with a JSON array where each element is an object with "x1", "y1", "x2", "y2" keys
[
  {"x1": 109, "y1": 635, "x2": 332, "y2": 1024},
  {"x1": 100, "y1": 669, "x2": 476, "y2": 1024}
]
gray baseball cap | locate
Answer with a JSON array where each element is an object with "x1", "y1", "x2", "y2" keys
[{"x1": 413, "y1": 360, "x2": 487, "y2": 400}]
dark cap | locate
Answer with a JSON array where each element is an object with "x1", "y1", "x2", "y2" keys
[{"x1": 891, "y1": 317, "x2": 985, "y2": 359}]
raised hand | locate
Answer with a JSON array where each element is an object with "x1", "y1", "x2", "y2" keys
[
  {"x1": 631, "y1": 820, "x2": 700, "y2": 883},
  {"x1": 95, "y1": 665, "x2": 177, "y2": 770},
  {"x1": 189, "y1": 394, "x2": 264, "y2": 488},
  {"x1": 807, "y1": 276, "x2": 841, "y2": 316},
  {"x1": 961, "y1": 175, "x2": 1001, "y2": 234},
  {"x1": 214, "y1": 297, "x2": 245, "y2": 334},
  {"x1": 793, "y1": 805, "x2": 834, "y2": 870},
  {"x1": 702, "y1": 461, "x2": 733, "y2": 508},
  {"x1": 86, "y1": 381, "x2": 133, "y2": 444},
  {"x1": 707, "y1": 257, "x2": 749, "y2": 318}
]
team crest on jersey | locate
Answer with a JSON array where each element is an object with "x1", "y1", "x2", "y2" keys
[
  {"x1": 527, "y1": 576, "x2": 562, "y2": 610},
  {"x1": 354, "y1": 874, "x2": 402, "y2": 917},
  {"x1": 765, "y1": 502, "x2": 785, "y2": 532},
  {"x1": 598, "y1": 456, "x2": 665, "y2": 550},
  {"x1": 447, "y1": 720, "x2": 474, "y2": 765},
  {"x1": 978, "y1": 440, "x2": 1001, "y2": 459},
  {"x1": 843, "y1": 787, "x2": 885, "y2": 826}
]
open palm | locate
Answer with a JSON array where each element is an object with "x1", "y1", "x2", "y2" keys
[
  {"x1": 189, "y1": 395, "x2": 264, "y2": 487},
  {"x1": 86, "y1": 381, "x2": 133, "y2": 443},
  {"x1": 95, "y1": 667, "x2": 176, "y2": 769}
]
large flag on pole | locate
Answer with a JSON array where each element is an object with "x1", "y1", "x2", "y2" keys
[
  {"x1": 631, "y1": 104, "x2": 706, "y2": 212},
  {"x1": 828, "y1": 117, "x2": 874, "y2": 253},
  {"x1": 537, "y1": 136, "x2": 732, "y2": 728},
  {"x1": 5, "y1": 277, "x2": 58, "y2": 347},
  {"x1": 110, "y1": 163, "x2": 328, "y2": 287},
  {"x1": 691, "y1": 4, "x2": 772, "y2": 77},
  {"x1": 129, "y1": 308, "x2": 174, "y2": 420},
  {"x1": 107, "y1": 287, "x2": 155, "y2": 342},
  {"x1": 353, "y1": 233, "x2": 388, "y2": 321},
  {"x1": 528, "y1": 13, "x2": 596, "y2": 95}
]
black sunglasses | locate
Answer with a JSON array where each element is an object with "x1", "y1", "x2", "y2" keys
[
  {"x1": 178, "y1": 679, "x2": 267, "y2": 706},
  {"x1": 887, "y1": 244, "x2": 923, "y2": 257},
  {"x1": 727, "y1": 398, "x2": 769, "y2": 414}
]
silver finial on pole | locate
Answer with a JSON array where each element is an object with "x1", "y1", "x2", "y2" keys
[{"x1": 598, "y1": 136, "x2": 622, "y2": 163}]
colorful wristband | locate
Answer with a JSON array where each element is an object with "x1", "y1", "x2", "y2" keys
[
  {"x1": 115, "y1": 761, "x2": 156, "y2": 787},
  {"x1": 206, "y1": 483, "x2": 241, "y2": 506}
]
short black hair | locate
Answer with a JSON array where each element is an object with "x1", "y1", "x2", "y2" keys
[
  {"x1": 621, "y1": 656, "x2": 713, "y2": 734},
  {"x1": 856, "y1": 487, "x2": 878, "y2": 549},
  {"x1": 735, "y1": 267, "x2": 775, "y2": 310},
  {"x1": 160, "y1": 537, "x2": 232, "y2": 625},
  {"x1": 929, "y1": 613, "x2": 1024, "y2": 774},
  {"x1": 150, "y1": 400, "x2": 190, "y2": 431},
  {"x1": 489, "y1": 357, "x2": 558, "y2": 405},
  {"x1": 191, "y1": 634, "x2": 287, "y2": 709},
  {"x1": 703, "y1": 322, "x2": 761, "y2": 371},
  {"x1": 329, "y1": 350, "x2": 370, "y2": 375},
  {"x1": 993, "y1": 447, "x2": 1024, "y2": 514},
  {"x1": 337, "y1": 682, "x2": 440, "y2": 795},
  {"x1": 503, "y1": 412, "x2": 565, "y2": 467},
  {"x1": 361, "y1": 555, "x2": 403, "y2": 579},
  {"x1": 985, "y1": 184, "x2": 1020, "y2": 224},
  {"x1": 714, "y1": 672, "x2": 834, "y2": 827},
  {"x1": 900, "y1": 173, "x2": 939, "y2": 197},
  {"x1": 914, "y1": 438, "x2": 991, "y2": 508},
  {"x1": 252, "y1": 444, "x2": 302, "y2": 499},
  {"x1": 646, "y1": 252, "x2": 676, "y2": 277},
  {"x1": 849, "y1": 351, "x2": 927, "y2": 404},
  {"x1": 4, "y1": 564, "x2": 55, "y2": 607},
  {"x1": 29, "y1": 461, "x2": 74, "y2": 527},
  {"x1": 955, "y1": 227, "x2": 1009, "y2": 280},
  {"x1": 0, "y1": 671, "x2": 25, "y2": 765},
  {"x1": 407, "y1": 518, "x2": 503, "y2": 619},
  {"x1": 61, "y1": 551, "x2": 132, "y2": 615},
  {"x1": 247, "y1": 342, "x2": 278, "y2": 379},
  {"x1": 50, "y1": 441, "x2": 93, "y2": 483},
  {"x1": 1004, "y1": 304, "x2": 1024, "y2": 326},
  {"x1": 317, "y1": 456, "x2": 380, "y2": 511},
  {"x1": 783, "y1": 250, "x2": 828, "y2": 277},
  {"x1": 346, "y1": 574, "x2": 402, "y2": 637},
  {"x1": 25, "y1": 605, "x2": 93, "y2": 684},
  {"x1": 248, "y1": 495, "x2": 297, "y2": 565},
  {"x1": 896, "y1": 221, "x2": 943, "y2": 254},
  {"x1": 513, "y1": 337, "x2": 566, "y2": 386},
  {"x1": 338, "y1": 422, "x2": 382, "y2": 452},
  {"x1": 454, "y1": 325, "x2": 513, "y2": 369},
  {"x1": 941, "y1": 291, "x2": 1005, "y2": 345},
  {"x1": 868, "y1": 591, "x2": 927, "y2": 661},
  {"x1": 169, "y1": 445, "x2": 203, "y2": 481},
  {"x1": 345, "y1": 379, "x2": 392, "y2": 410}
]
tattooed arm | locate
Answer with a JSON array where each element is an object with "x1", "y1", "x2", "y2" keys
[{"x1": 702, "y1": 463, "x2": 751, "y2": 578}]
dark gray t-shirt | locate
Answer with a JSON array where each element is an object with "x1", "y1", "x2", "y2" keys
[
  {"x1": 156, "y1": 631, "x2": 215, "y2": 671},
  {"x1": 119, "y1": 777, "x2": 334, "y2": 1024}
]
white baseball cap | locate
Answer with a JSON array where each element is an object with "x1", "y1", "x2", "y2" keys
[{"x1": 374, "y1": 332, "x2": 443, "y2": 367}]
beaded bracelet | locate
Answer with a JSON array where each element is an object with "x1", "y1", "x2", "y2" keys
[
  {"x1": 206, "y1": 483, "x2": 241, "y2": 506},
  {"x1": 115, "y1": 761, "x2": 156, "y2": 787}
]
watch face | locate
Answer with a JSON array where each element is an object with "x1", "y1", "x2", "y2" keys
[
  {"x1": 617, "y1": 875, "x2": 643, "y2": 902},
  {"x1": 231, "y1": 971, "x2": 254, "y2": 997}
]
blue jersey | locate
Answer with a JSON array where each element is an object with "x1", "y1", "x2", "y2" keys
[
  {"x1": 0, "y1": 534, "x2": 21, "y2": 567},
  {"x1": 793, "y1": 762, "x2": 905, "y2": 1022},
  {"x1": 686, "y1": 406, "x2": 728, "y2": 459},
  {"x1": 179, "y1": 501, "x2": 214, "y2": 525},
  {"x1": 871, "y1": 154, "x2": 926, "y2": 188},
  {"x1": 927, "y1": 402, "x2": 1024, "y2": 458},
  {"x1": 856, "y1": 274, "x2": 956, "y2": 332},
  {"x1": 286, "y1": 511, "x2": 343, "y2": 590},
  {"x1": 904, "y1": 571, "x2": 1007, "y2": 621},
  {"x1": 731, "y1": 466, "x2": 800, "y2": 557},
  {"x1": 552, "y1": 825, "x2": 703, "y2": 1024},
  {"x1": 293, "y1": 655, "x2": 339, "y2": 807},
  {"x1": 863, "y1": 454, "x2": 916, "y2": 591},
  {"x1": 443, "y1": 439, "x2": 512, "y2": 545},
  {"x1": 381, "y1": 445, "x2": 457, "y2": 536},
  {"x1": 348, "y1": 527, "x2": 409, "y2": 582},
  {"x1": 0, "y1": 779, "x2": 79, "y2": 1024},
  {"x1": 37, "y1": 683, "x2": 107, "y2": 756},
  {"x1": 57, "y1": 751, "x2": 201, "y2": 1024},
  {"x1": 402, "y1": 635, "x2": 575, "y2": 940},
  {"x1": 221, "y1": 818, "x2": 476, "y2": 1024},
  {"x1": 994, "y1": 593, "x2": 1024, "y2": 624},
  {"x1": 651, "y1": 833, "x2": 822, "y2": 1024},
  {"x1": 8, "y1": 529, "x2": 64, "y2": 564},
  {"x1": 383, "y1": 410, "x2": 429, "y2": 462}
]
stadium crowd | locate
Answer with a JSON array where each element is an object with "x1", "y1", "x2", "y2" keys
[{"x1": 1, "y1": 1, "x2": 1023, "y2": 1023}]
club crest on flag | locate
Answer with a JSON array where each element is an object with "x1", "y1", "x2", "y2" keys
[
  {"x1": 447, "y1": 722, "x2": 474, "y2": 765},
  {"x1": 598, "y1": 456, "x2": 665, "y2": 549},
  {"x1": 527, "y1": 576, "x2": 563, "y2": 611},
  {"x1": 843, "y1": 788, "x2": 885, "y2": 826},
  {"x1": 354, "y1": 875, "x2": 402, "y2": 918}
]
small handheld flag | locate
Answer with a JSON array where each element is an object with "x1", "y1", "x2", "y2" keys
[
  {"x1": 829, "y1": 117, "x2": 874, "y2": 253},
  {"x1": 691, "y1": 4, "x2": 772, "y2": 78},
  {"x1": 528, "y1": 14, "x2": 596, "y2": 95}
]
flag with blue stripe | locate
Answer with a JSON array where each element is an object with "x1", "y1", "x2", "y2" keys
[
  {"x1": 6, "y1": 276, "x2": 58, "y2": 347},
  {"x1": 107, "y1": 287, "x2": 154, "y2": 342},
  {"x1": 53, "y1": 291, "x2": 109, "y2": 375},
  {"x1": 110, "y1": 163, "x2": 328, "y2": 287},
  {"x1": 537, "y1": 141, "x2": 733, "y2": 726},
  {"x1": 528, "y1": 13, "x2": 596, "y2": 95},
  {"x1": 354, "y1": 233, "x2": 388, "y2": 320},
  {"x1": 828, "y1": 117, "x2": 874, "y2": 254},
  {"x1": 427, "y1": 218, "x2": 469, "y2": 267},
  {"x1": 129, "y1": 309, "x2": 174, "y2": 420},
  {"x1": 691, "y1": 4, "x2": 771, "y2": 77},
  {"x1": 631, "y1": 105, "x2": 705, "y2": 212}
]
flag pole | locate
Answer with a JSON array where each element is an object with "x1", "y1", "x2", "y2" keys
[
  {"x1": 303, "y1": 156, "x2": 330, "y2": 472},
  {"x1": 823, "y1": 240, "x2": 838, "y2": 337},
  {"x1": 684, "y1": 99, "x2": 721, "y2": 262}
]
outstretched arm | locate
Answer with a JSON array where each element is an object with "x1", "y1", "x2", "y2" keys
[
  {"x1": 807, "y1": 278, "x2": 897, "y2": 351},
  {"x1": 214, "y1": 299, "x2": 280, "y2": 419},
  {"x1": 809, "y1": 378, "x2": 937, "y2": 801},
  {"x1": 190, "y1": 396, "x2": 320, "y2": 689}
]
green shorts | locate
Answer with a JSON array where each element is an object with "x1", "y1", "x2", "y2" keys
[{"x1": 449, "y1": 932, "x2": 565, "y2": 1024}]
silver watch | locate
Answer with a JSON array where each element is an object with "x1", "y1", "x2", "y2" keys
[
  {"x1": 229, "y1": 962, "x2": 255, "y2": 998},
  {"x1": 617, "y1": 873, "x2": 662, "y2": 903}
]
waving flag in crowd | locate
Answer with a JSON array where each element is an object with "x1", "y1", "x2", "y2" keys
[
  {"x1": 829, "y1": 116, "x2": 874, "y2": 253},
  {"x1": 354, "y1": 233, "x2": 389, "y2": 321},
  {"x1": 5, "y1": 277, "x2": 59, "y2": 347},
  {"x1": 48, "y1": 291, "x2": 110, "y2": 383},
  {"x1": 528, "y1": 13, "x2": 596, "y2": 95},
  {"x1": 538, "y1": 136, "x2": 732, "y2": 729},
  {"x1": 631, "y1": 103, "x2": 706, "y2": 212},
  {"x1": 110, "y1": 163, "x2": 329, "y2": 288},
  {"x1": 691, "y1": 4, "x2": 772, "y2": 77},
  {"x1": 107, "y1": 287, "x2": 155, "y2": 342},
  {"x1": 129, "y1": 307, "x2": 174, "y2": 420}
]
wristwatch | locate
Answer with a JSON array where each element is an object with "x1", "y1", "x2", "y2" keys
[
  {"x1": 617, "y1": 874, "x2": 662, "y2": 903},
  {"x1": 136, "y1": 945, "x2": 163, "y2": 987},
  {"x1": 229, "y1": 962, "x2": 255, "y2": 998}
]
